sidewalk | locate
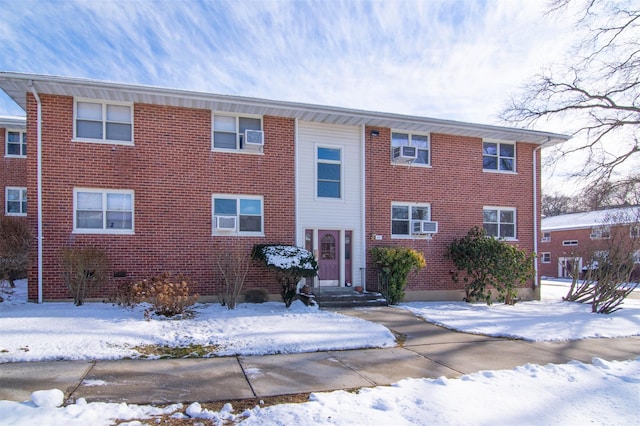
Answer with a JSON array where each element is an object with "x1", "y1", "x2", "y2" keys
[{"x1": 1, "y1": 306, "x2": 638, "y2": 405}]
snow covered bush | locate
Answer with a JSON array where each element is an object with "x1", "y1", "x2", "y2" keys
[
  {"x1": 0, "y1": 216, "x2": 31, "y2": 288},
  {"x1": 446, "y1": 226, "x2": 534, "y2": 305},
  {"x1": 131, "y1": 272, "x2": 199, "y2": 319},
  {"x1": 61, "y1": 246, "x2": 109, "y2": 306},
  {"x1": 370, "y1": 246, "x2": 426, "y2": 305},
  {"x1": 252, "y1": 244, "x2": 318, "y2": 308}
]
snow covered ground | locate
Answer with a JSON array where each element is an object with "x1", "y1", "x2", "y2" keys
[{"x1": 1, "y1": 279, "x2": 639, "y2": 425}]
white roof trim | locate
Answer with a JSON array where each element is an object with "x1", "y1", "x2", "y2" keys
[
  {"x1": 0, "y1": 115, "x2": 26, "y2": 130},
  {"x1": 0, "y1": 72, "x2": 571, "y2": 145}
]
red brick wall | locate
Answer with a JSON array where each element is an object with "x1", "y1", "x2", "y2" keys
[
  {"x1": 364, "y1": 126, "x2": 538, "y2": 295},
  {"x1": 0, "y1": 127, "x2": 28, "y2": 213},
  {"x1": 26, "y1": 94, "x2": 295, "y2": 301}
]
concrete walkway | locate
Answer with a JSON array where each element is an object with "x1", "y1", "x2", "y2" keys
[{"x1": 1, "y1": 306, "x2": 638, "y2": 405}]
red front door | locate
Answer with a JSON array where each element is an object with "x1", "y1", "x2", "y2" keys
[{"x1": 318, "y1": 230, "x2": 340, "y2": 286}]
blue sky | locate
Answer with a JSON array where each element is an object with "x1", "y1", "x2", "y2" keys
[{"x1": 0, "y1": 0, "x2": 574, "y2": 129}]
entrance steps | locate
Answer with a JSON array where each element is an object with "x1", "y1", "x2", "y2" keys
[{"x1": 311, "y1": 287, "x2": 388, "y2": 308}]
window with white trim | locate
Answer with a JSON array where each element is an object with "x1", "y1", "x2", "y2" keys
[
  {"x1": 483, "y1": 207, "x2": 516, "y2": 239},
  {"x1": 392, "y1": 202, "x2": 431, "y2": 236},
  {"x1": 590, "y1": 225, "x2": 610, "y2": 239},
  {"x1": 213, "y1": 195, "x2": 263, "y2": 234},
  {"x1": 541, "y1": 252, "x2": 551, "y2": 263},
  {"x1": 74, "y1": 189, "x2": 134, "y2": 233},
  {"x1": 5, "y1": 130, "x2": 26, "y2": 157},
  {"x1": 631, "y1": 225, "x2": 640, "y2": 239},
  {"x1": 391, "y1": 131, "x2": 430, "y2": 165},
  {"x1": 5, "y1": 187, "x2": 27, "y2": 216},
  {"x1": 562, "y1": 240, "x2": 578, "y2": 246},
  {"x1": 212, "y1": 114, "x2": 262, "y2": 150},
  {"x1": 74, "y1": 99, "x2": 133, "y2": 143},
  {"x1": 483, "y1": 140, "x2": 515, "y2": 172},
  {"x1": 317, "y1": 147, "x2": 342, "y2": 199},
  {"x1": 541, "y1": 232, "x2": 551, "y2": 242}
]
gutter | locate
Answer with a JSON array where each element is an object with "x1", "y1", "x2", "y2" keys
[{"x1": 28, "y1": 81, "x2": 43, "y2": 303}]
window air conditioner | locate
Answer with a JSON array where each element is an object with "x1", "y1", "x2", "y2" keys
[
  {"x1": 412, "y1": 220, "x2": 438, "y2": 234},
  {"x1": 392, "y1": 145, "x2": 417, "y2": 163},
  {"x1": 244, "y1": 130, "x2": 264, "y2": 150},
  {"x1": 214, "y1": 215, "x2": 237, "y2": 231}
]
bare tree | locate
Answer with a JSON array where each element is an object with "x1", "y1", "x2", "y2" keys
[
  {"x1": 542, "y1": 192, "x2": 579, "y2": 217},
  {"x1": 501, "y1": 0, "x2": 639, "y2": 190}
]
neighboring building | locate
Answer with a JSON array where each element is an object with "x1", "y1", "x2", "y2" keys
[
  {"x1": 540, "y1": 207, "x2": 640, "y2": 279},
  {"x1": 1, "y1": 115, "x2": 27, "y2": 219},
  {"x1": 0, "y1": 72, "x2": 570, "y2": 303}
]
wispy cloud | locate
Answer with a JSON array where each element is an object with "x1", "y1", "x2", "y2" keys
[{"x1": 0, "y1": 0, "x2": 573, "y2": 129}]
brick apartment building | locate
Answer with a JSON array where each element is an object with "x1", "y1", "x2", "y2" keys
[
  {"x1": 540, "y1": 207, "x2": 640, "y2": 279},
  {"x1": 0, "y1": 72, "x2": 570, "y2": 303}
]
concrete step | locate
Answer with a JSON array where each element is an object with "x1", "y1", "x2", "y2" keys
[{"x1": 312, "y1": 290, "x2": 388, "y2": 308}]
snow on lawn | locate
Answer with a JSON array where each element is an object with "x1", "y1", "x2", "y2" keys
[
  {"x1": 0, "y1": 280, "x2": 396, "y2": 363},
  {"x1": 401, "y1": 280, "x2": 640, "y2": 341},
  {"x1": 1, "y1": 279, "x2": 639, "y2": 425}
]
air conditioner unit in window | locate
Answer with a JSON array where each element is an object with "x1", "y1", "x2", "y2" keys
[
  {"x1": 244, "y1": 130, "x2": 264, "y2": 151},
  {"x1": 214, "y1": 215, "x2": 237, "y2": 231},
  {"x1": 412, "y1": 220, "x2": 438, "y2": 234},
  {"x1": 392, "y1": 145, "x2": 417, "y2": 163}
]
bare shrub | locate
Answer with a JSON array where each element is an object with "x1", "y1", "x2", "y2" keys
[
  {"x1": 132, "y1": 272, "x2": 199, "y2": 318},
  {"x1": 61, "y1": 247, "x2": 109, "y2": 306},
  {"x1": 217, "y1": 250, "x2": 250, "y2": 309},
  {"x1": 0, "y1": 217, "x2": 31, "y2": 288},
  {"x1": 244, "y1": 288, "x2": 267, "y2": 303}
]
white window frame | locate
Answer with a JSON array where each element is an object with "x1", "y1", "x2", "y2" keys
[
  {"x1": 541, "y1": 252, "x2": 551, "y2": 263},
  {"x1": 391, "y1": 202, "x2": 432, "y2": 238},
  {"x1": 590, "y1": 225, "x2": 611, "y2": 239},
  {"x1": 5, "y1": 186, "x2": 27, "y2": 216},
  {"x1": 482, "y1": 139, "x2": 516, "y2": 173},
  {"x1": 212, "y1": 194, "x2": 264, "y2": 236},
  {"x1": 73, "y1": 188, "x2": 134, "y2": 234},
  {"x1": 541, "y1": 232, "x2": 551, "y2": 242},
  {"x1": 483, "y1": 206, "x2": 517, "y2": 240},
  {"x1": 562, "y1": 240, "x2": 578, "y2": 246},
  {"x1": 73, "y1": 98, "x2": 134, "y2": 145},
  {"x1": 315, "y1": 145, "x2": 343, "y2": 200},
  {"x1": 211, "y1": 113, "x2": 263, "y2": 152},
  {"x1": 5, "y1": 129, "x2": 26, "y2": 158},
  {"x1": 631, "y1": 225, "x2": 640, "y2": 239},
  {"x1": 391, "y1": 131, "x2": 431, "y2": 166}
]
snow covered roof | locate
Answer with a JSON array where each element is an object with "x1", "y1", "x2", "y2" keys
[
  {"x1": 541, "y1": 206, "x2": 640, "y2": 231},
  {"x1": 0, "y1": 71, "x2": 571, "y2": 146}
]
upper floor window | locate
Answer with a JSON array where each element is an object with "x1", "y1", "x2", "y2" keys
[
  {"x1": 212, "y1": 114, "x2": 262, "y2": 151},
  {"x1": 213, "y1": 195, "x2": 263, "y2": 235},
  {"x1": 6, "y1": 130, "x2": 26, "y2": 157},
  {"x1": 391, "y1": 132, "x2": 430, "y2": 165},
  {"x1": 317, "y1": 147, "x2": 342, "y2": 199},
  {"x1": 75, "y1": 99, "x2": 133, "y2": 143},
  {"x1": 483, "y1": 140, "x2": 515, "y2": 172},
  {"x1": 74, "y1": 188, "x2": 134, "y2": 234},
  {"x1": 483, "y1": 207, "x2": 516, "y2": 239},
  {"x1": 392, "y1": 202, "x2": 432, "y2": 237},
  {"x1": 5, "y1": 187, "x2": 27, "y2": 216},
  {"x1": 631, "y1": 225, "x2": 640, "y2": 239},
  {"x1": 590, "y1": 225, "x2": 610, "y2": 239},
  {"x1": 541, "y1": 232, "x2": 551, "y2": 242},
  {"x1": 563, "y1": 240, "x2": 578, "y2": 246}
]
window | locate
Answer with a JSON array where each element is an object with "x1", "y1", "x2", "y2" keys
[
  {"x1": 5, "y1": 187, "x2": 27, "y2": 216},
  {"x1": 75, "y1": 99, "x2": 132, "y2": 143},
  {"x1": 483, "y1": 140, "x2": 515, "y2": 172},
  {"x1": 391, "y1": 131, "x2": 430, "y2": 165},
  {"x1": 213, "y1": 195, "x2": 263, "y2": 234},
  {"x1": 563, "y1": 240, "x2": 578, "y2": 246},
  {"x1": 631, "y1": 225, "x2": 640, "y2": 239},
  {"x1": 590, "y1": 225, "x2": 610, "y2": 239},
  {"x1": 74, "y1": 189, "x2": 134, "y2": 233},
  {"x1": 483, "y1": 207, "x2": 516, "y2": 239},
  {"x1": 6, "y1": 130, "x2": 26, "y2": 157},
  {"x1": 317, "y1": 147, "x2": 341, "y2": 198},
  {"x1": 541, "y1": 232, "x2": 551, "y2": 242},
  {"x1": 212, "y1": 114, "x2": 262, "y2": 150},
  {"x1": 541, "y1": 252, "x2": 551, "y2": 263},
  {"x1": 392, "y1": 203, "x2": 431, "y2": 236}
]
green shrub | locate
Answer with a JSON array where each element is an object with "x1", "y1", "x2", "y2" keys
[
  {"x1": 61, "y1": 247, "x2": 109, "y2": 306},
  {"x1": 252, "y1": 244, "x2": 318, "y2": 307},
  {"x1": 446, "y1": 226, "x2": 534, "y2": 305},
  {"x1": 370, "y1": 246, "x2": 426, "y2": 305},
  {"x1": 131, "y1": 272, "x2": 199, "y2": 319},
  {"x1": 0, "y1": 217, "x2": 31, "y2": 288}
]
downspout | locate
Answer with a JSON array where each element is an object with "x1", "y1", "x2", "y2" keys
[
  {"x1": 360, "y1": 125, "x2": 367, "y2": 291},
  {"x1": 533, "y1": 139, "x2": 549, "y2": 300},
  {"x1": 28, "y1": 81, "x2": 43, "y2": 303}
]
